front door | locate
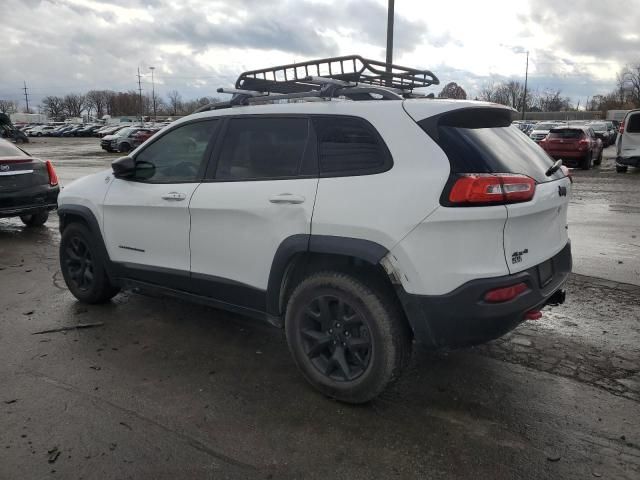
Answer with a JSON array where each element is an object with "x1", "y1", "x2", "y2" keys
[{"x1": 103, "y1": 119, "x2": 219, "y2": 286}]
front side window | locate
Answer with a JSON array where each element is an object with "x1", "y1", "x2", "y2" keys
[
  {"x1": 312, "y1": 116, "x2": 392, "y2": 176},
  {"x1": 215, "y1": 117, "x2": 310, "y2": 180},
  {"x1": 133, "y1": 120, "x2": 217, "y2": 183}
]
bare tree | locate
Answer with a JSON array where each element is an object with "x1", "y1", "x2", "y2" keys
[
  {"x1": 0, "y1": 100, "x2": 17, "y2": 114},
  {"x1": 40, "y1": 96, "x2": 66, "y2": 120},
  {"x1": 167, "y1": 90, "x2": 182, "y2": 116},
  {"x1": 85, "y1": 90, "x2": 110, "y2": 119},
  {"x1": 63, "y1": 93, "x2": 86, "y2": 118},
  {"x1": 438, "y1": 82, "x2": 467, "y2": 100}
]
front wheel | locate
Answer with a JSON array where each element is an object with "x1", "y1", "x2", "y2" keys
[
  {"x1": 285, "y1": 272, "x2": 411, "y2": 404},
  {"x1": 616, "y1": 164, "x2": 628, "y2": 173},
  {"x1": 119, "y1": 142, "x2": 131, "y2": 153},
  {"x1": 60, "y1": 223, "x2": 120, "y2": 303},
  {"x1": 20, "y1": 210, "x2": 49, "y2": 227}
]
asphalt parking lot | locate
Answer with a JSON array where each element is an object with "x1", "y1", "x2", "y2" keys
[{"x1": 1, "y1": 137, "x2": 639, "y2": 479}]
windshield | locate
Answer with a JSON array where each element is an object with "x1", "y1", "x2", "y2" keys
[
  {"x1": 0, "y1": 139, "x2": 28, "y2": 157},
  {"x1": 116, "y1": 128, "x2": 134, "y2": 137}
]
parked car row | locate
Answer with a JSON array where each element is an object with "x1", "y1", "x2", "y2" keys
[
  {"x1": 513, "y1": 119, "x2": 618, "y2": 147},
  {"x1": 100, "y1": 125, "x2": 162, "y2": 153}
]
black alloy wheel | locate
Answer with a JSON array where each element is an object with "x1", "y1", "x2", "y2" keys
[
  {"x1": 300, "y1": 295, "x2": 372, "y2": 382},
  {"x1": 63, "y1": 235, "x2": 95, "y2": 292}
]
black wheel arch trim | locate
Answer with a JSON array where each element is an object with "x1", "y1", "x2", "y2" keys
[
  {"x1": 266, "y1": 234, "x2": 390, "y2": 316},
  {"x1": 58, "y1": 205, "x2": 116, "y2": 280}
]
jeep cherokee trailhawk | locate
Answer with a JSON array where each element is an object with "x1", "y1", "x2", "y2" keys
[{"x1": 58, "y1": 56, "x2": 571, "y2": 403}]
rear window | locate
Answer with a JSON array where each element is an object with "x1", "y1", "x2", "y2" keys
[
  {"x1": 627, "y1": 113, "x2": 640, "y2": 133},
  {"x1": 419, "y1": 108, "x2": 563, "y2": 183},
  {"x1": 548, "y1": 129, "x2": 584, "y2": 139},
  {"x1": 0, "y1": 139, "x2": 28, "y2": 157}
]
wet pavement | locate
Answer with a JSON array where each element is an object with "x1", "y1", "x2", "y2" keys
[{"x1": 1, "y1": 137, "x2": 639, "y2": 479}]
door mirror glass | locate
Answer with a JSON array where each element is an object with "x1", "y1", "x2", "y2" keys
[{"x1": 112, "y1": 155, "x2": 135, "y2": 178}]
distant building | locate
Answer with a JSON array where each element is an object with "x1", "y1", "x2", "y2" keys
[{"x1": 10, "y1": 112, "x2": 48, "y2": 124}]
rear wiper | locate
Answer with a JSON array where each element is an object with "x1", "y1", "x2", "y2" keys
[{"x1": 546, "y1": 159, "x2": 562, "y2": 177}]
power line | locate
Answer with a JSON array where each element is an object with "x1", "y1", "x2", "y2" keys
[
  {"x1": 137, "y1": 67, "x2": 144, "y2": 123},
  {"x1": 22, "y1": 81, "x2": 30, "y2": 113}
]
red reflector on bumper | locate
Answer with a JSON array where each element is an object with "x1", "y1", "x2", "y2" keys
[
  {"x1": 484, "y1": 282, "x2": 528, "y2": 303},
  {"x1": 525, "y1": 310, "x2": 542, "y2": 320}
]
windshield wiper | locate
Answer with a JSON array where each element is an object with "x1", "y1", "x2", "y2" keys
[{"x1": 546, "y1": 159, "x2": 562, "y2": 177}]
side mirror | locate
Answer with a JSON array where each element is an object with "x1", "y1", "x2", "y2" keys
[{"x1": 112, "y1": 155, "x2": 135, "y2": 178}]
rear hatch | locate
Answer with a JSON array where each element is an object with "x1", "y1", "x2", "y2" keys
[
  {"x1": 406, "y1": 102, "x2": 571, "y2": 274},
  {"x1": 544, "y1": 128, "x2": 585, "y2": 152},
  {"x1": 620, "y1": 111, "x2": 640, "y2": 158}
]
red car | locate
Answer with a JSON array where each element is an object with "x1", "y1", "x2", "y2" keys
[
  {"x1": 131, "y1": 129, "x2": 159, "y2": 149},
  {"x1": 539, "y1": 126, "x2": 603, "y2": 170}
]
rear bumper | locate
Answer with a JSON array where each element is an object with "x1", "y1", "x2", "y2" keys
[
  {"x1": 616, "y1": 156, "x2": 640, "y2": 167},
  {"x1": 0, "y1": 185, "x2": 59, "y2": 218},
  {"x1": 396, "y1": 241, "x2": 572, "y2": 349},
  {"x1": 546, "y1": 150, "x2": 586, "y2": 159}
]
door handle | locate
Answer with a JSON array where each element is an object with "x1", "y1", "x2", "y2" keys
[
  {"x1": 269, "y1": 193, "x2": 305, "y2": 205},
  {"x1": 161, "y1": 192, "x2": 187, "y2": 201}
]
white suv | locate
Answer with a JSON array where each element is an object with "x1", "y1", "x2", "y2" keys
[
  {"x1": 57, "y1": 57, "x2": 572, "y2": 403},
  {"x1": 616, "y1": 109, "x2": 640, "y2": 173}
]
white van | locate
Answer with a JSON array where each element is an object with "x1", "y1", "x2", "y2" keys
[{"x1": 616, "y1": 109, "x2": 640, "y2": 173}]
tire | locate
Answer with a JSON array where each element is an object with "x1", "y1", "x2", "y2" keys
[
  {"x1": 581, "y1": 151, "x2": 592, "y2": 170},
  {"x1": 20, "y1": 210, "x2": 49, "y2": 227},
  {"x1": 36, "y1": 132, "x2": 42, "y2": 137},
  {"x1": 616, "y1": 164, "x2": 628, "y2": 173},
  {"x1": 285, "y1": 271, "x2": 411, "y2": 404},
  {"x1": 59, "y1": 223, "x2": 120, "y2": 304},
  {"x1": 119, "y1": 142, "x2": 131, "y2": 153},
  {"x1": 595, "y1": 149, "x2": 603, "y2": 166}
]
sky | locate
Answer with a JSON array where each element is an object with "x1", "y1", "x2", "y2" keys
[{"x1": 1, "y1": 0, "x2": 639, "y2": 109}]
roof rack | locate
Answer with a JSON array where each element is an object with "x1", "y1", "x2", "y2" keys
[
  {"x1": 193, "y1": 55, "x2": 439, "y2": 113},
  {"x1": 237, "y1": 55, "x2": 439, "y2": 93}
]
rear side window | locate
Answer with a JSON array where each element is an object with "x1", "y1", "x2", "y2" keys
[
  {"x1": 216, "y1": 117, "x2": 310, "y2": 180},
  {"x1": 312, "y1": 116, "x2": 392, "y2": 176},
  {"x1": 419, "y1": 108, "x2": 563, "y2": 183},
  {"x1": 548, "y1": 129, "x2": 584, "y2": 139},
  {"x1": 627, "y1": 113, "x2": 640, "y2": 133}
]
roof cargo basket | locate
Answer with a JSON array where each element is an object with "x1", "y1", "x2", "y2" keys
[
  {"x1": 236, "y1": 55, "x2": 439, "y2": 94},
  {"x1": 193, "y1": 55, "x2": 439, "y2": 113}
]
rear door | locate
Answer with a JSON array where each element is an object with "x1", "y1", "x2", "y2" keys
[
  {"x1": 189, "y1": 116, "x2": 317, "y2": 308},
  {"x1": 620, "y1": 111, "x2": 640, "y2": 158}
]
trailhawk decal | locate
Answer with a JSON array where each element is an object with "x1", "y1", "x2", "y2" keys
[{"x1": 511, "y1": 249, "x2": 529, "y2": 264}]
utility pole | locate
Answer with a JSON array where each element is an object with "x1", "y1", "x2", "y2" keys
[
  {"x1": 385, "y1": 0, "x2": 395, "y2": 86},
  {"x1": 137, "y1": 67, "x2": 144, "y2": 124},
  {"x1": 149, "y1": 66, "x2": 157, "y2": 124},
  {"x1": 521, "y1": 51, "x2": 529, "y2": 121},
  {"x1": 22, "y1": 81, "x2": 30, "y2": 113}
]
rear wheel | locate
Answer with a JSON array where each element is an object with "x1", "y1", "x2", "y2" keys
[
  {"x1": 60, "y1": 223, "x2": 120, "y2": 303},
  {"x1": 20, "y1": 210, "x2": 49, "y2": 227},
  {"x1": 616, "y1": 164, "x2": 628, "y2": 173},
  {"x1": 595, "y1": 149, "x2": 603, "y2": 166},
  {"x1": 285, "y1": 271, "x2": 411, "y2": 404}
]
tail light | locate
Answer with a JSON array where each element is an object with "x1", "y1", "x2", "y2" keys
[
  {"x1": 560, "y1": 165, "x2": 573, "y2": 182},
  {"x1": 578, "y1": 139, "x2": 590, "y2": 150},
  {"x1": 484, "y1": 282, "x2": 528, "y2": 303},
  {"x1": 45, "y1": 160, "x2": 59, "y2": 186},
  {"x1": 447, "y1": 174, "x2": 536, "y2": 205},
  {"x1": 620, "y1": 121, "x2": 625, "y2": 134}
]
